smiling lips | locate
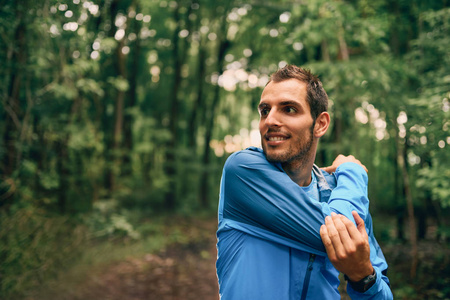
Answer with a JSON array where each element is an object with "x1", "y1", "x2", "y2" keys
[
  {"x1": 268, "y1": 136, "x2": 287, "y2": 141},
  {"x1": 265, "y1": 133, "x2": 290, "y2": 145}
]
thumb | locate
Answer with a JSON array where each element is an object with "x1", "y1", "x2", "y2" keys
[{"x1": 321, "y1": 166, "x2": 334, "y2": 174}]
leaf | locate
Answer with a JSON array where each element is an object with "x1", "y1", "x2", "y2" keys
[{"x1": 107, "y1": 76, "x2": 129, "y2": 92}]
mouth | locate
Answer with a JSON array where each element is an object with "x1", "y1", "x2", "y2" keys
[
  {"x1": 267, "y1": 136, "x2": 288, "y2": 141},
  {"x1": 264, "y1": 133, "x2": 290, "y2": 146}
]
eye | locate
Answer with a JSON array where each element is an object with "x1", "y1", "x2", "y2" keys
[
  {"x1": 259, "y1": 107, "x2": 270, "y2": 117},
  {"x1": 284, "y1": 106, "x2": 297, "y2": 114}
]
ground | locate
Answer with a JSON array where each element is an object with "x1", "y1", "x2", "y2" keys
[{"x1": 68, "y1": 218, "x2": 220, "y2": 300}]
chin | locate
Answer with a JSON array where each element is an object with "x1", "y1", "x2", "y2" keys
[{"x1": 263, "y1": 149, "x2": 287, "y2": 163}]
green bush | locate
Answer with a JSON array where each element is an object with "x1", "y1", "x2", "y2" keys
[{"x1": 0, "y1": 208, "x2": 88, "y2": 299}]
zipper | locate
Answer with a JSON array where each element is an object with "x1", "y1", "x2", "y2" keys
[{"x1": 300, "y1": 253, "x2": 316, "y2": 300}]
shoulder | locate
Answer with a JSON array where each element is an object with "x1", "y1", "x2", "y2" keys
[
  {"x1": 224, "y1": 147, "x2": 269, "y2": 169},
  {"x1": 223, "y1": 147, "x2": 285, "y2": 178}
]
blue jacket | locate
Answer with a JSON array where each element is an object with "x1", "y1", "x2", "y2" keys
[{"x1": 216, "y1": 147, "x2": 392, "y2": 300}]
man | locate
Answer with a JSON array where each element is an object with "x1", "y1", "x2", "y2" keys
[{"x1": 216, "y1": 65, "x2": 392, "y2": 299}]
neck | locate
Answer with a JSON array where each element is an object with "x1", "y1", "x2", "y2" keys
[{"x1": 282, "y1": 153, "x2": 316, "y2": 187}]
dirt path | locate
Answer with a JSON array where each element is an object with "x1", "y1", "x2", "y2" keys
[{"x1": 67, "y1": 218, "x2": 220, "y2": 300}]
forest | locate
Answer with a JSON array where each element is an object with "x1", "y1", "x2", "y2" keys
[{"x1": 0, "y1": 0, "x2": 449, "y2": 299}]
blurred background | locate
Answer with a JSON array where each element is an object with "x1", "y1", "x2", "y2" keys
[{"x1": 0, "y1": 0, "x2": 449, "y2": 299}]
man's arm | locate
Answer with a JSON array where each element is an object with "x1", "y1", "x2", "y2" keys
[
  {"x1": 320, "y1": 211, "x2": 393, "y2": 299},
  {"x1": 221, "y1": 149, "x2": 369, "y2": 253}
]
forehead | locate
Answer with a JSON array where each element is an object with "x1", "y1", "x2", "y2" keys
[{"x1": 260, "y1": 79, "x2": 308, "y2": 105}]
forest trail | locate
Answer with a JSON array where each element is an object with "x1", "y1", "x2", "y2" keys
[{"x1": 50, "y1": 218, "x2": 220, "y2": 300}]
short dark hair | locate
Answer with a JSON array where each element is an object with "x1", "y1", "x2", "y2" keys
[{"x1": 269, "y1": 65, "x2": 329, "y2": 121}]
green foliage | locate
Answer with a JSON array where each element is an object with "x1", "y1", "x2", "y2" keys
[
  {"x1": 84, "y1": 200, "x2": 141, "y2": 240},
  {"x1": 417, "y1": 165, "x2": 450, "y2": 208},
  {"x1": 0, "y1": 208, "x2": 88, "y2": 298},
  {"x1": 393, "y1": 285, "x2": 417, "y2": 300}
]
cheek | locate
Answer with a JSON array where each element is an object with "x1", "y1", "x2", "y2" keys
[{"x1": 259, "y1": 120, "x2": 265, "y2": 132}]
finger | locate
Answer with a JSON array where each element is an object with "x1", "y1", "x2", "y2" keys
[
  {"x1": 320, "y1": 225, "x2": 337, "y2": 260},
  {"x1": 352, "y1": 211, "x2": 368, "y2": 238},
  {"x1": 354, "y1": 158, "x2": 368, "y2": 173},
  {"x1": 360, "y1": 164, "x2": 368, "y2": 173},
  {"x1": 338, "y1": 214, "x2": 364, "y2": 241},
  {"x1": 331, "y1": 213, "x2": 354, "y2": 250},
  {"x1": 321, "y1": 166, "x2": 334, "y2": 174},
  {"x1": 325, "y1": 215, "x2": 346, "y2": 257}
]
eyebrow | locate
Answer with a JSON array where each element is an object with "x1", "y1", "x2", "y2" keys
[
  {"x1": 278, "y1": 100, "x2": 301, "y2": 108},
  {"x1": 258, "y1": 103, "x2": 269, "y2": 110},
  {"x1": 258, "y1": 100, "x2": 302, "y2": 109}
]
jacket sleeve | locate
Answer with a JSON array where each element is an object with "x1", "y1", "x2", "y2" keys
[
  {"x1": 221, "y1": 150, "x2": 369, "y2": 253},
  {"x1": 346, "y1": 215, "x2": 393, "y2": 300},
  {"x1": 346, "y1": 265, "x2": 393, "y2": 300}
]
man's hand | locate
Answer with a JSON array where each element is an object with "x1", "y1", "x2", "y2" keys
[
  {"x1": 321, "y1": 154, "x2": 368, "y2": 174},
  {"x1": 320, "y1": 211, "x2": 374, "y2": 282}
]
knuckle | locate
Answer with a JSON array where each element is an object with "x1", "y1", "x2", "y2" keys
[
  {"x1": 323, "y1": 241, "x2": 333, "y2": 248},
  {"x1": 355, "y1": 240, "x2": 367, "y2": 248},
  {"x1": 334, "y1": 222, "x2": 345, "y2": 231},
  {"x1": 336, "y1": 252, "x2": 347, "y2": 260},
  {"x1": 341, "y1": 217, "x2": 352, "y2": 225},
  {"x1": 329, "y1": 232, "x2": 339, "y2": 239},
  {"x1": 347, "y1": 246, "x2": 356, "y2": 254}
]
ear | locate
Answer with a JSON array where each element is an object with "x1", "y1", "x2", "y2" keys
[{"x1": 314, "y1": 112, "x2": 330, "y2": 138}]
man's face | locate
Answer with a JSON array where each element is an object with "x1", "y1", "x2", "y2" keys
[{"x1": 258, "y1": 79, "x2": 315, "y2": 164}]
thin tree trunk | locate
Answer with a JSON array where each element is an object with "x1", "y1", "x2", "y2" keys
[
  {"x1": 331, "y1": 113, "x2": 342, "y2": 155},
  {"x1": 388, "y1": 0, "x2": 401, "y2": 56},
  {"x1": 391, "y1": 137, "x2": 405, "y2": 240},
  {"x1": 106, "y1": 0, "x2": 128, "y2": 192},
  {"x1": 165, "y1": 1, "x2": 194, "y2": 210},
  {"x1": 165, "y1": 2, "x2": 183, "y2": 210},
  {"x1": 337, "y1": 26, "x2": 349, "y2": 61},
  {"x1": 321, "y1": 40, "x2": 330, "y2": 62},
  {"x1": 199, "y1": 29, "x2": 230, "y2": 208},
  {"x1": 4, "y1": 3, "x2": 27, "y2": 176},
  {"x1": 57, "y1": 138, "x2": 69, "y2": 213},
  {"x1": 123, "y1": 3, "x2": 142, "y2": 175},
  {"x1": 188, "y1": 47, "x2": 206, "y2": 149},
  {"x1": 396, "y1": 134, "x2": 418, "y2": 278}
]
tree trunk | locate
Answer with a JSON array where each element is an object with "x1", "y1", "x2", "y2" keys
[
  {"x1": 337, "y1": 25, "x2": 349, "y2": 61},
  {"x1": 56, "y1": 138, "x2": 69, "y2": 213},
  {"x1": 106, "y1": 0, "x2": 128, "y2": 192},
  {"x1": 165, "y1": 3, "x2": 183, "y2": 210},
  {"x1": 164, "y1": 1, "x2": 194, "y2": 210},
  {"x1": 4, "y1": 3, "x2": 27, "y2": 176},
  {"x1": 396, "y1": 134, "x2": 418, "y2": 278},
  {"x1": 321, "y1": 40, "x2": 330, "y2": 62},
  {"x1": 331, "y1": 113, "x2": 343, "y2": 155},
  {"x1": 123, "y1": 4, "x2": 142, "y2": 175},
  {"x1": 188, "y1": 46, "x2": 206, "y2": 149},
  {"x1": 199, "y1": 36, "x2": 230, "y2": 208},
  {"x1": 388, "y1": 0, "x2": 401, "y2": 56}
]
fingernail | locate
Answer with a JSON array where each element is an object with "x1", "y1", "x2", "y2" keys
[{"x1": 331, "y1": 212, "x2": 337, "y2": 216}]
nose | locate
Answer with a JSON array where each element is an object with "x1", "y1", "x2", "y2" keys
[{"x1": 264, "y1": 110, "x2": 281, "y2": 127}]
